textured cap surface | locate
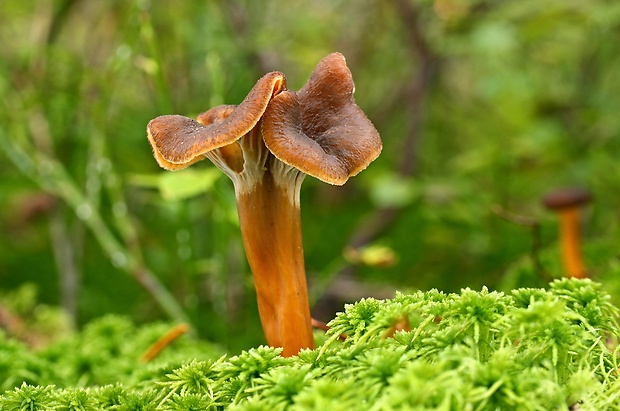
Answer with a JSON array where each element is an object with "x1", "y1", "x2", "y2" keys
[
  {"x1": 147, "y1": 72, "x2": 285, "y2": 170},
  {"x1": 262, "y1": 53, "x2": 382, "y2": 185}
]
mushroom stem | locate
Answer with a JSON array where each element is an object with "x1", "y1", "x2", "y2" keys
[
  {"x1": 558, "y1": 207, "x2": 587, "y2": 279},
  {"x1": 542, "y1": 187, "x2": 591, "y2": 279},
  {"x1": 236, "y1": 169, "x2": 315, "y2": 356}
]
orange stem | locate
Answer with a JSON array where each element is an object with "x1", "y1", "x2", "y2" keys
[
  {"x1": 140, "y1": 323, "x2": 190, "y2": 362},
  {"x1": 559, "y1": 207, "x2": 587, "y2": 279},
  {"x1": 236, "y1": 170, "x2": 315, "y2": 356},
  {"x1": 382, "y1": 317, "x2": 412, "y2": 339}
]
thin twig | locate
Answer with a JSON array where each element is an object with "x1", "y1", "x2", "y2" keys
[
  {"x1": 490, "y1": 204, "x2": 539, "y2": 228},
  {"x1": 391, "y1": 0, "x2": 440, "y2": 176},
  {"x1": 28, "y1": 108, "x2": 83, "y2": 327},
  {"x1": 348, "y1": 0, "x2": 439, "y2": 244},
  {"x1": 491, "y1": 204, "x2": 551, "y2": 282},
  {"x1": 311, "y1": 318, "x2": 347, "y2": 341},
  {"x1": 49, "y1": 208, "x2": 80, "y2": 326}
]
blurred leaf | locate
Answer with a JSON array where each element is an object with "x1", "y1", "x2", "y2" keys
[
  {"x1": 471, "y1": 21, "x2": 517, "y2": 56},
  {"x1": 344, "y1": 243, "x2": 399, "y2": 268},
  {"x1": 129, "y1": 168, "x2": 222, "y2": 202},
  {"x1": 368, "y1": 173, "x2": 419, "y2": 208}
]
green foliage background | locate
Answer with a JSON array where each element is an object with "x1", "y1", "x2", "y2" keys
[{"x1": 1, "y1": 0, "x2": 619, "y2": 352}]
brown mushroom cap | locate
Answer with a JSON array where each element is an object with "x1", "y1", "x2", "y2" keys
[
  {"x1": 147, "y1": 72, "x2": 286, "y2": 171},
  {"x1": 543, "y1": 187, "x2": 592, "y2": 210},
  {"x1": 261, "y1": 52, "x2": 382, "y2": 186}
]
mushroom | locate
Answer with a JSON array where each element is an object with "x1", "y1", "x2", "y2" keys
[
  {"x1": 542, "y1": 187, "x2": 592, "y2": 279},
  {"x1": 147, "y1": 53, "x2": 382, "y2": 356}
]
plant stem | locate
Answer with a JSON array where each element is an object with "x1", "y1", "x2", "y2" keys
[
  {"x1": 140, "y1": 323, "x2": 190, "y2": 362},
  {"x1": 236, "y1": 170, "x2": 315, "y2": 356}
]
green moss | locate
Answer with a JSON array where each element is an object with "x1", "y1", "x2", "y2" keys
[{"x1": 1, "y1": 279, "x2": 619, "y2": 409}]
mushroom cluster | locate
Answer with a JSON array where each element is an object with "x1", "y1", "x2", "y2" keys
[{"x1": 147, "y1": 53, "x2": 382, "y2": 356}]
